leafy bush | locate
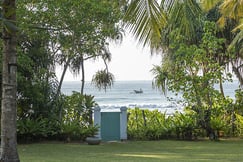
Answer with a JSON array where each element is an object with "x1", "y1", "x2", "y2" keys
[
  {"x1": 59, "y1": 92, "x2": 98, "y2": 142},
  {"x1": 17, "y1": 117, "x2": 59, "y2": 143},
  {"x1": 172, "y1": 112, "x2": 197, "y2": 140},
  {"x1": 127, "y1": 108, "x2": 199, "y2": 140},
  {"x1": 60, "y1": 121, "x2": 98, "y2": 142},
  {"x1": 235, "y1": 113, "x2": 243, "y2": 137},
  {"x1": 127, "y1": 108, "x2": 174, "y2": 140},
  {"x1": 62, "y1": 92, "x2": 97, "y2": 126}
]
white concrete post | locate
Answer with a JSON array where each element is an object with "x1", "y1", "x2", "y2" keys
[
  {"x1": 94, "y1": 106, "x2": 101, "y2": 139},
  {"x1": 120, "y1": 106, "x2": 127, "y2": 140}
]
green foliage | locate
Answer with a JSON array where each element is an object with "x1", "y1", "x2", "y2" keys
[
  {"x1": 234, "y1": 89, "x2": 243, "y2": 136},
  {"x1": 168, "y1": 0, "x2": 203, "y2": 43},
  {"x1": 17, "y1": 92, "x2": 98, "y2": 142},
  {"x1": 16, "y1": 28, "x2": 59, "y2": 120},
  {"x1": 123, "y1": 0, "x2": 166, "y2": 49},
  {"x1": 60, "y1": 121, "x2": 98, "y2": 142},
  {"x1": 62, "y1": 92, "x2": 97, "y2": 126},
  {"x1": 17, "y1": 118, "x2": 59, "y2": 142},
  {"x1": 127, "y1": 106, "x2": 243, "y2": 140},
  {"x1": 172, "y1": 111, "x2": 197, "y2": 140},
  {"x1": 235, "y1": 113, "x2": 243, "y2": 137},
  {"x1": 234, "y1": 89, "x2": 243, "y2": 114},
  {"x1": 151, "y1": 21, "x2": 235, "y2": 140},
  {"x1": 210, "y1": 116, "x2": 227, "y2": 132},
  {"x1": 15, "y1": 0, "x2": 125, "y2": 118},
  {"x1": 92, "y1": 70, "x2": 115, "y2": 91},
  {"x1": 127, "y1": 108, "x2": 198, "y2": 140},
  {"x1": 128, "y1": 108, "x2": 170, "y2": 140},
  {"x1": 19, "y1": 0, "x2": 124, "y2": 91},
  {"x1": 59, "y1": 92, "x2": 98, "y2": 141},
  {"x1": 5, "y1": 0, "x2": 242, "y2": 144}
]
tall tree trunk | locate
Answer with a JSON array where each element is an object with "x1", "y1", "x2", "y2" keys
[
  {"x1": 80, "y1": 56, "x2": 85, "y2": 95},
  {"x1": 232, "y1": 64, "x2": 243, "y2": 86},
  {"x1": 219, "y1": 76, "x2": 225, "y2": 99},
  {"x1": 56, "y1": 58, "x2": 71, "y2": 121},
  {"x1": 56, "y1": 58, "x2": 71, "y2": 98},
  {"x1": 0, "y1": 0, "x2": 20, "y2": 161}
]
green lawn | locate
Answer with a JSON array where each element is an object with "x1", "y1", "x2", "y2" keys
[{"x1": 19, "y1": 139, "x2": 243, "y2": 162}]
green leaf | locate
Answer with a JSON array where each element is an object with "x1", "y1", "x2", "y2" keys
[
  {"x1": 3, "y1": 19, "x2": 19, "y2": 33},
  {"x1": 123, "y1": 0, "x2": 167, "y2": 49}
]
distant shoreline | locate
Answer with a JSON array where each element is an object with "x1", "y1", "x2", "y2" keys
[{"x1": 62, "y1": 80, "x2": 154, "y2": 83}]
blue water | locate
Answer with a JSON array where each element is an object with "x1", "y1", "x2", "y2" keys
[{"x1": 61, "y1": 80, "x2": 240, "y2": 113}]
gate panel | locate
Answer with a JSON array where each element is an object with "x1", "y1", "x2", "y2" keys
[{"x1": 101, "y1": 112, "x2": 120, "y2": 141}]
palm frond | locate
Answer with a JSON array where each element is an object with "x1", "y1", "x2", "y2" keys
[
  {"x1": 169, "y1": 0, "x2": 203, "y2": 42},
  {"x1": 92, "y1": 70, "x2": 114, "y2": 91},
  {"x1": 123, "y1": 0, "x2": 167, "y2": 50},
  {"x1": 201, "y1": 0, "x2": 222, "y2": 11},
  {"x1": 160, "y1": 0, "x2": 176, "y2": 12},
  {"x1": 151, "y1": 65, "x2": 169, "y2": 95},
  {"x1": 229, "y1": 30, "x2": 243, "y2": 54},
  {"x1": 219, "y1": 0, "x2": 243, "y2": 20},
  {"x1": 233, "y1": 21, "x2": 243, "y2": 32}
]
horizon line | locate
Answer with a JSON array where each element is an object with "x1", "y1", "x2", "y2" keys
[{"x1": 63, "y1": 79, "x2": 154, "y2": 82}]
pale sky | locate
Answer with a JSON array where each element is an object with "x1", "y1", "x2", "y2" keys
[{"x1": 56, "y1": 33, "x2": 162, "y2": 81}]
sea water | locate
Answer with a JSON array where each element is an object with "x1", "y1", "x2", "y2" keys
[{"x1": 61, "y1": 80, "x2": 240, "y2": 113}]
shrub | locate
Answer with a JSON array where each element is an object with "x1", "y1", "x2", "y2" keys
[
  {"x1": 60, "y1": 121, "x2": 98, "y2": 142},
  {"x1": 17, "y1": 117, "x2": 59, "y2": 143}
]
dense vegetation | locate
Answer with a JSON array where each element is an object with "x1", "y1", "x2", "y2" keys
[
  {"x1": 125, "y1": 0, "x2": 243, "y2": 140},
  {"x1": 127, "y1": 107, "x2": 243, "y2": 141},
  {"x1": 0, "y1": 1, "x2": 242, "y2": 160},
  {"x1": 0, "y1": 0, "x2": 126, "y2": 147}
]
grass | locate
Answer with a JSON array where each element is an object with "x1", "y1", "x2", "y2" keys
[{"x1": 19, "y1": 139, "x2": 243, "y2": 162}]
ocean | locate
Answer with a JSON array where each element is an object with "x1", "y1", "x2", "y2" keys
[{"x1": 61, "y1": 80, "x2": 240, "y2": 113}]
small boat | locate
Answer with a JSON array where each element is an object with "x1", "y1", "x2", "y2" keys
[{"x1": 134, "y1": 88, "x2": 143, "y2": 94}]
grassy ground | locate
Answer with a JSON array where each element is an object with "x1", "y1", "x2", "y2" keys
[{"x1": 19, "y1": 139, "x2": 243, "y2": 162}]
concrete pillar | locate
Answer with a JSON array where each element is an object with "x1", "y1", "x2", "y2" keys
[
  {"x1": 94, "y1": 106, "x2": 101, "y2": 139},
  {"x1": 120, "y1": 106, "x2": 127, "y2": 140}
]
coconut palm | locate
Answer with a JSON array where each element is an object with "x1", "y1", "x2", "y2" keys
[
  {"x1": 0, "y1": 0, "x2": 20, "y2": 161},
  {"x1": 202, "y1": 0, "x2": 243, "y2": 41},
  {"x1": 123, "y1": 0, "x2": 203, "y2": 52},
  {"x1": 124, "y1": 0, "x2": 204, "y2": 96},
  {"x1": 218, "y1": 0, "x2": 243, "y2": 84},
  {"x1": 125, "y1": 0, "x2": 243, "y2": 85},
  {"x1": 124, "y1": 0, "x2": 242, "y2": 55},
  {"x1": 123, "y1": 0, "x2": 167, "y2": 51}
]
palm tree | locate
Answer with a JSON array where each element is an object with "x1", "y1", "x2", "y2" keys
[
  {"x1": 123, "y1": 0, "x2": 167, "y2": 52},
  {"x1": 202, "y1": 0, "x2": 243, "y2": 85},
  {"x1": 123, "y1": 0, "x2": 203, "y2": 52},
  {"x1": 202, "y1": 0, "x2": 243, "y2": 44},
  {"x1": 124, "y1": 0, "x2": 204, "y2": 96},
  {"x1": 0, "y1": 0, "x2": 20, "y2": 161},
  {"x1": 219, "y1": 0, "x2": 243, "y2": 85},
  {"x1": 125, "y1": 0, "x2": 243, "y2": 87}
]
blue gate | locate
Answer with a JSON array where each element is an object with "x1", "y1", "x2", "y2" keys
[{"x1": 101, "y1": 112, "x2": 120, "y2": 141}]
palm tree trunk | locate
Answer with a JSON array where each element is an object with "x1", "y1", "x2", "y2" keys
[{"x1": 0, "y1": 0, "x2": 20, "y2": 161}]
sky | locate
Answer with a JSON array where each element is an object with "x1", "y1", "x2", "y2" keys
[{"x1": 55, "y1": 33, "x2": 162, "y2": 81}]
